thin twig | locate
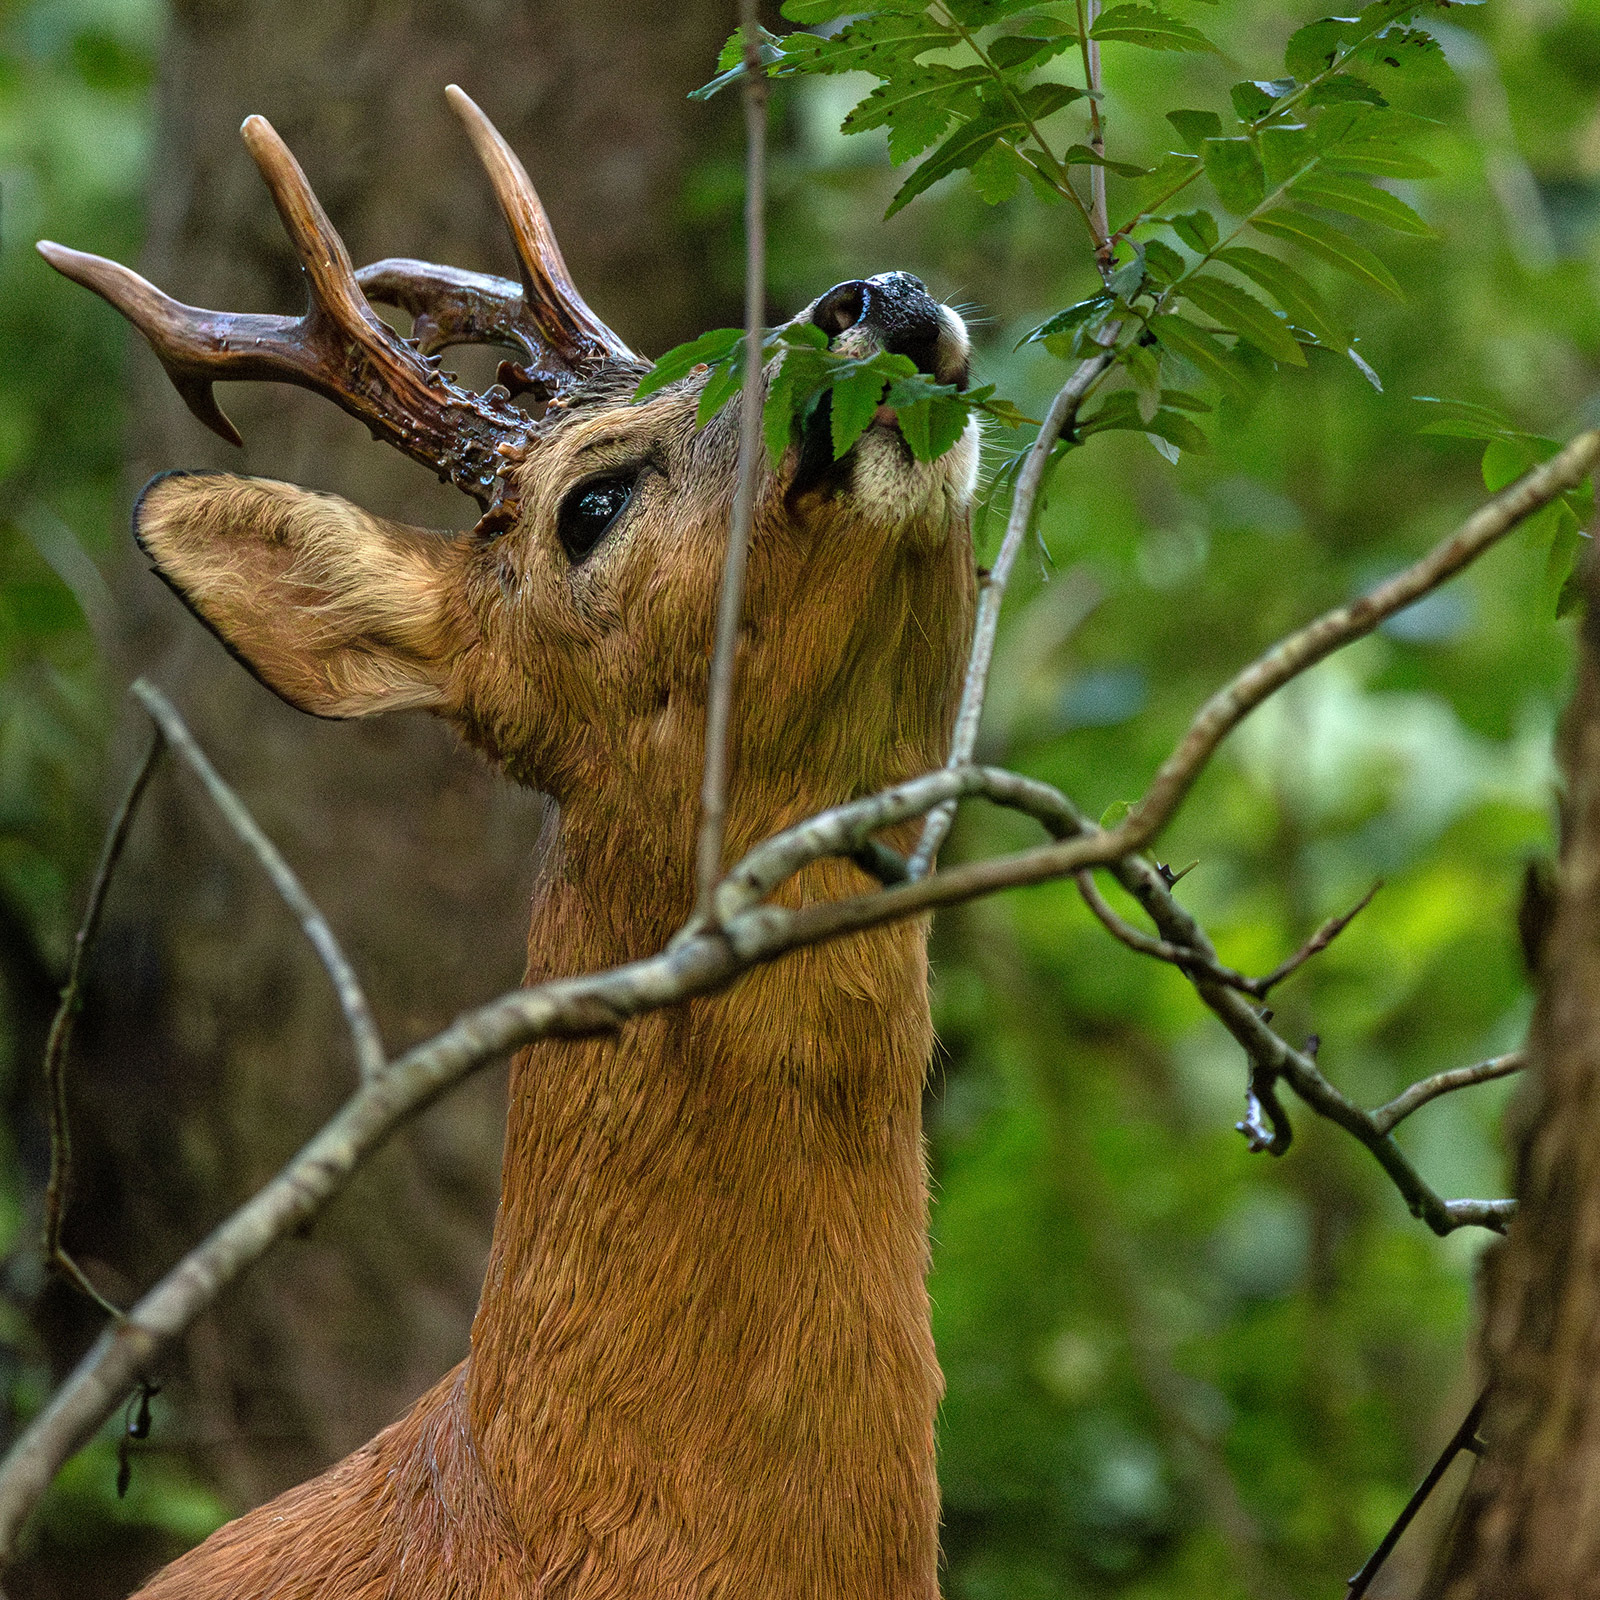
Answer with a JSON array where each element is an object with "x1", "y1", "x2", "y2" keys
[
  {"x1": 908, "y1": 353, "x2": 1113, "y2": 877},
  {"x1": 132, "y1": 681, "x2": 386, "y2": 1082},
  {"x1": 695, "y1": 0, "x2": 768, "y2": 918},
  {"x1": 1373, "y1": 1052, "x2": 1526, "y2": 1135},
  {"x1": 1346, "y1": 1388, "x2": 1488, "y2": 1599},
  {"x1": 1249, "y1": 879, "x2": 1381, "y2": 997},
  {"x1": 43, "y1": 729, "x2": 165, "y2": 1317}
]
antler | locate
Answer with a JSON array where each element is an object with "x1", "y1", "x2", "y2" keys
[
  {"x1": 36, "y1": 88, "x2": 635, "y2": 517},
  {"x1": 355, "y1": 85, "x2": 635, "y2": 401}
]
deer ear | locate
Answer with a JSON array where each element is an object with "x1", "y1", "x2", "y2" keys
[{"x1": 134, "y1": 471, "x2": 478, "y2": 719}]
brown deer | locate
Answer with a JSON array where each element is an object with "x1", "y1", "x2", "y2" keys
[{"x1": 40, "y1": 85, "x2": 977, "y2": 1600}]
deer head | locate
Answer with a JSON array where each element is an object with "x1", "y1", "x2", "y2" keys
[{"x1": 40, "y1": 86, "x2": 977, "y2": 901}]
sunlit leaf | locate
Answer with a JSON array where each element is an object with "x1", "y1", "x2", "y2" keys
[
  {"x1": 1090, "y1": 4, "x2": 1219, "y2": 52},
  {"x1": 1251, "y1": 207, "x2": 1405, "y2": 298},
  {"x1": 1204, "y1": 137, "x2": 1266, "y2": 214},
  {"x1": 1216, "y1": 245, "x2": 1347, "y2": 348},
  {"x1": 635, "y1": 327, "x2": 744, "y2": 400},
  {"x1": 1291, "y1": 171, "x2": 1434, "y2": 235},
  {"x1": 1179, "y1": 274, "x2": 1306, "y2": 365}
]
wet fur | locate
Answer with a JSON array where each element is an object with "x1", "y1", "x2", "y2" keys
[{"x1": 128, "y1": 355, "x2": 977, "y2": 1598}]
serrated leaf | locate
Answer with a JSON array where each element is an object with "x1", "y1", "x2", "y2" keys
[
  {"x1": 841, "y1": 65, "x2": 989, "y2": 162},
  {"x1": 829, "y1": 365, "x2": 888, "y2": 459},
  {"x1": 890, "y1": 387, "x2": 971, "y2": 460},
  {"x1": 781, "y1": 0, "x2": 862, "y2": 20},
  {"x1": 977, "y1": 395, "x2": 1038, "y2": 427},
  {"x1": 1257, "y1": 123, "x2": 1316, "y2": 189},
  {"x1": 1284, "y1": 16, "x2": 1351, "y2": 80},
  {"x1": 1146, "y1": 407, "x2": 1211, "y2": 451},
  {"x1": 1125, "y1": 342, "x2": 1162, "y2": 420},
  {"x1": 1078, "y1": 389, "x2": 1145, "y2": 434},
  {"x1": 1215, "y1": 245, "x2": 1347, "y2": 348},
  {"x1": 1023, "y1": 294, "x2": 1117, "y2": 348},
  {"x1": 1307, "y1": 76, "x2": 1388, "y2": 108},
  {"x1": 1170, "y1": 208, "x2": 1219, "y2": 252},
  {"x1": 1063, "y1": 142, "x2": 1153, "y2": 177},
  {"x1": 635, "y1": 327, "x2": 744, "y2": 400},
  {"x1": 970, "y1": 141, "x2": 1031, "y2": 203},
  {"x1": 1290, "y1": 170, "x2": 1434, "y2": 234},
  {"x1": 791, "y1": 13, "x2": 960, "y2": 76},
  {"x1": 764, "y1": 368, "x2": 800, "y2": 464},
  {"x1": 1179, "y1": 273, "x2": 1306, "y2": 364},
  {"x1": 1250, "y1": 206, "x2": 1404, "y2": 299},
  {"x1": 1204, "y1": 137, "x2": 1266, "y2": 214},
  {"x1": 1142, "y1": 238, "x2": 1186, "y2": 285},
  {"x1": 1107, "y1": 244, "x2": 1147, "y2": 299},
  {"x1": 989, "y1": 32, "x2": 1078, "y2": 70},
  {"x1": 886, "y1": 109, "x2": 1017, "y2": 217},
  {"x1": 1166, "y1": 108, "x2": 1222, "y2": 153},
  {"x1": 1231, "y1": 78, "x2": 1293, "y2": 120},
  {"x1": 1023, "y1": 82, "x2": 1089, "y2": 119},
  {"x1": 1159, "y1": 388, "x2": 1212, "y2": 412},
  {"x1": 1149, "y1": 313, "x2": 1249, "y2": 393},
  {"x1": 1091, "y1": 3, "x2": 1219, "y2": 51}
]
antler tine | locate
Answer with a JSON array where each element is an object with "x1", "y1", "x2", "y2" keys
[
  {"x1": 38, "y1": 114, "x2": 534, "y2": 514},
  {"x1": 443, "y1": 84, "x2": 635, "y2": 370}
]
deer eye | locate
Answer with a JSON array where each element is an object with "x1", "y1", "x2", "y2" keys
[{"x1": 557, "y1": 474, "x2": 636, "y2": 563}]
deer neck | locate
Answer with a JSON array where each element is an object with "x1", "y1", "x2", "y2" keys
[{"x1": 463, "y1": 781, "x2": 942, "y2": 1598}]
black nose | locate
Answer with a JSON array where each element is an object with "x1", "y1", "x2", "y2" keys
[{"x1": 810, "y1": 272, "x2": 942, "y2": 377}]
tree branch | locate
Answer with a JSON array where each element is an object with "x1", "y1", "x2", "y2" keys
[
  {"x1": 132, "y1": 681, "x2": 386, "y2": 1082},
  {"x1": 1372, "y1": 1051, "x2": 1525, "y2": 1135},
  {"x1": 694, "y1": 0, "x2": 768, "y2": 917},
  {"x1": 43, "y1": 728, "x2": 164, "y2": 1317}
]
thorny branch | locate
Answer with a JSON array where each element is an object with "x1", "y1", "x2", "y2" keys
[
  {"x1": 43, "y1": 729, "x2": 164, "y2": 1318},
  {"x1": 695, "y1": 0, "x2": 769, "y2": 917},
  {"x1": 0, "y1": 437, "x2": 1592, "y2": 1563},
  {"x1": 134, "y1": 682, "x2": 386, "y2": 1082}
]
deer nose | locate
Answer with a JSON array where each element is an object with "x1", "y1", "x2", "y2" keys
[{"x1": 811, "y1": 272, "x2": 960, "y2": 384}]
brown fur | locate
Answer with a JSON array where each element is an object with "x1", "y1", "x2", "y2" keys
[{"x1": 127, "y1": 352, "x2": 978, "y2": 1597}]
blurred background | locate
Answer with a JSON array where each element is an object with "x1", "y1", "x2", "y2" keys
[{"x1": 0, "y1": 0, "x2": 1594, "y2": 1593}]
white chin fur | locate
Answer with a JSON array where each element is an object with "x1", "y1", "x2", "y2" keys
[{"x1": 848, "y1": 415, "x2": 981, "y2": 534}]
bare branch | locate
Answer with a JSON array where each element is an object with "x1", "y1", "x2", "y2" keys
[
  {"x1": 1132, "y1": 430, "x2": 1600, "y2": 840},
  {"x1": 695, "y1": 0, "x2": 768, "y2": 917},
  {"x1": 1076, "y1": 869, "x2": 1252, "y2": 988},
  {"x1": 43, "y1": 729, "x2": 164, "y2": 1317},
  {"x1": 1249, "y1": 880, "x2": 1381, "y2": 997},
  {"x1": 908, "y1": 352, "x2": 1113, "y2": 877},
  {"x1": 132, "y1": 681, "x2": 386, "y2": 1082},
  {"x1": 1372, "y1": 1051, "x2": 1526, "y2": 1135}
]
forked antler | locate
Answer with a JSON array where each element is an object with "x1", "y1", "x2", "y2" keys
[{"x1": 37, "y1": 86, "x2": 634, "y2": 521}]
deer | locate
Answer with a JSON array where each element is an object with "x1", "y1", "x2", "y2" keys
[{"x1": 39, "y1": 84, "x2": 977, "y2": 1600}]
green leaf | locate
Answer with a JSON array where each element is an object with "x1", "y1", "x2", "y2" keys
[
  {"x1": 1215, "y1": 245, "x2": 1347, "y2": 348},
  {"x1": 764, "y1": 368, "x2": 800, "y2": 463},
  {"x1": 1142, "y1": 238, "x2": 1186, "y2": 285},
  {"x1": 635, "y1": 327, "x2": 744, "y2": 400},
  {"x1": 1149, "y1": 313, "x2": 1248, "y2": 393},
  {"x1": 1179, "y1": 273, "x2": 1307, "y2": 365},
  {"x1": 1257, "y1": 123, "x2": 1317, "y2": 189},
  {"x1": 1166, "y1": 108, "x2": 1222, "y2": 153},
  {"x1": 1063, "y1": 142, "x2": 1152, "y2": 177},
  {"x1": 886, "y1": 108, "x2": 1017, "y2": 217},
  {"x1": 1146, "y1": 406, "x2": 1211, "y2": 451},
  {"x1": 692, "y1": 26, "x2": 786, "y2": 98},
  {"x1": 1124, "y1": 342, "x2": 1162, "y2": 420},
  {"x1": 1078, "y1": 389, "x2": 1145, "y2": 434},
  {"x1": 1290, "y1": 170, "x2": 1434, "y2": 234},
  {"x1": 841, "y1": 66, "x2": 989, "y2": 163},
  {"x1": 1481, "y1": 435, "x2": 1543, "y2": 492},
  {"x1": 988, "y1": 33, "x2": 1078, "y2": 71},
  {"x1": 889, "y1": 385, "x2": 971, "y2": 460},
  {"x1": 1230, "y1": 78, "x2": 1294, "y2": 120},
  {"x1": 1023, "y1": 82, "x2": 1089, "y2": 119},
  {"x1": 781, "y1": 0, "x2": 861, "y2": 20},
  {"x1": 1285, "y1": 16, "x2": 1351, "y2": 80},
  {"x1": 830, "y1": 365, "x2": 889, "y2": 459},
  {"x1": 1108, "y1": 245, "x2": 1148, "y2": 299},
  {"x1": 970, "y1": 141, "x2": 1031, "y2": 203},
  {"x1": 1169, "y1": 208, "x2": 1219, "y2": 252},
  {"x1": 1413, "y1": 395, "x2": 1528, "y2": 442},
  {"x1": 1159, "y1": 388, "x2": 1212, "y2": 412},
  {"x1": 1091, "y1": 4, "x2": 1219, "y2": 51},
  {"x1": 790, "y1": 13, "x2": 960, "y2": 76},
  {"x1": 1250, "y1": 207, "x2": 1405, "y2": 299},
  {"x1": 1307, "y1": 76, "x2": 1388, "y2": 108},
  {"x1": 696, "y1": 352, "x2": 748, "y2": 427},
  {"x1": 1204, "y1": 137, "x2": 1266, "y2": 214},
  {"x1": 1024, "y1": 294, "x2": 1117, "y2": 348}
]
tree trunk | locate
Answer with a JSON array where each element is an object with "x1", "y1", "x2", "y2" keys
[
  {"x1": 22, "y1": 3, "x2": 735, "y2": 1591},
  {"x1": 1428, "y1": 556, "x2": 1600, "y2": 1596}
]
